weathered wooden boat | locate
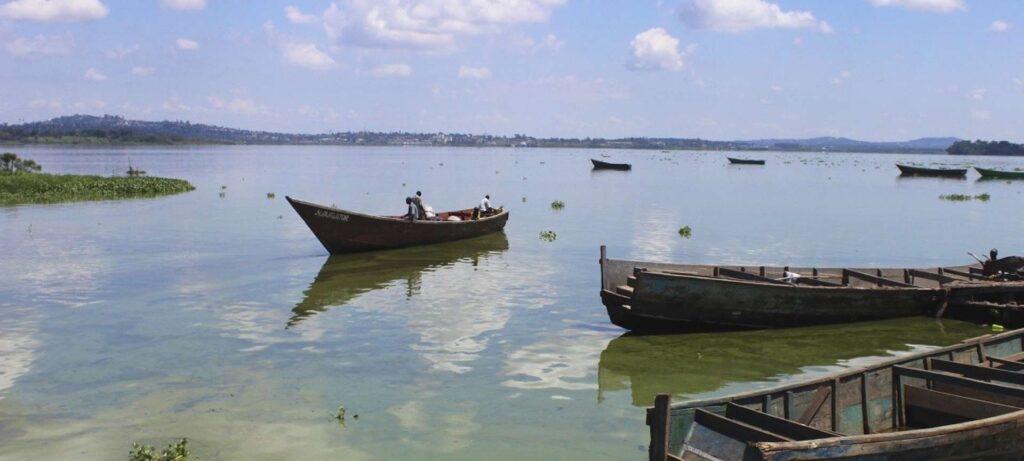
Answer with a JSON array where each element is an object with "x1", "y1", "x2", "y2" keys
[
  {"x1": 896, "y1": 164, "x2": 967, "y2": 178},
  {"x1": 286, "y1": 196, "x2": 509, "y2": 254},
  {"x1": 599, "y1": 246, "x2": 1024, "y2": 332},
  {"x1": 727, "y1": 157, "x2": 766, "y2": 165},
  {"x1": 647, "y1": 327, "x2": 1024, "y2": 460},
  {"x1": 592, "y1": 159, "x2": 632, "y2": 170},
  {"x1": 289, "y1": 233, "x2": 509, "y2": 327},
  {"x1": 975, "y1": 167, "x2": 1024, "y2": 180}
]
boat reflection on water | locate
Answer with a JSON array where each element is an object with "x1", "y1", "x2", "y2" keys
[
  {"x1": 288, "y1": 232, "x2": 509, "y2": 327},
  {"x1": 597, "y1": 317, "x2": 986, "y2": 407}
]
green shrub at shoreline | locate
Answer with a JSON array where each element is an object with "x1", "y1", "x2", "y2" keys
[{"x1": 0, "y1": 173, "x2": 195, "y2": 205}]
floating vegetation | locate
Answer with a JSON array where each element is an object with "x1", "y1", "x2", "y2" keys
[
  {"x1": 266, "y1": 192, "x2": 275, "y2": 199},
  {"x1": 0, "y1": 173, "x2": 195, "y2": 205},
  {"x1": 219, "y1": 191, "x2": 226, "y2": 198},
  {"x1": 678, "y1": 226, "x2": 692, "y2": 238},
  {"x1": 939, "y1": 193, "x2": 991, "y2": 202},
  {"x1": 220, "y1": 185, "x2": 226, "y2": 190},
  {"x1": 130, "y1": 438, "x2": 190, "y2": 461},
  {"x1": 539, "y1": 230, "x2": 557, "y2": 242},
  {"x1": 335, "y1": 404, "x2": 347, "y2": 426},
  {"x1": 521, "y1": 197, "x2": 526, "y2": 202},
  {"x1": 550, "y1": 200, "x2": 565, "y2": 210}
]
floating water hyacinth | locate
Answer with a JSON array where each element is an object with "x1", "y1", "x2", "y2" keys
[
  {"x1": 539, "y1": 230, "x2": 557, "y2": 241},
  {"x1": 678, "y1": 226, "x2": 692, "y2": 238},
  {"x1": 550, "y1": 200, "x2": 565, "y2": 210}
]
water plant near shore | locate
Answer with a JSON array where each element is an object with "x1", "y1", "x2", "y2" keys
[
  {"x1": 129, "y1": 438, "x2": 191, "y2": 461},
  {"x1": 939, "y1": 193, "x2": 991, "y2": 202},
  {"x1": 550, "y1": 200, "x2": 565, "y2": 210},
  {"x1": 539, "y1": 230, "x2": 557, "y2": 241},
  {"x1": 0, "y1": 173, "x2": 195, "y2": 205},
  {"x1": 678, "y1": 226, "x2": 692, "y2": 238}
]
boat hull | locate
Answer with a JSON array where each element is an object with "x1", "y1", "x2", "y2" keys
[
  {"x1": 975, "y1": 167, "x2": 1024, "y2": 180},
  {"x1": 896, "y1": 164, "x2": 967, "y2": 177},
  {"x1": 591, "y1": 159, "x2": 632, "y2": 170},
  {"x1": 287, "y1": 196, "x2": 509, "y2": 254},
  {"x1": 728, "y1": 157, "x2": 766, "y2": 165}
]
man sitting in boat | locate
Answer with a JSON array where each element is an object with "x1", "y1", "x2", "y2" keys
[{"x1": 403, "y1": 196, "x2": 421, "y2": 221}]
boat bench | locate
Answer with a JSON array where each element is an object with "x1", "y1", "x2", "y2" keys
[{"x1": 893, "y1": 365, "x2": 1024, "y2": 428}]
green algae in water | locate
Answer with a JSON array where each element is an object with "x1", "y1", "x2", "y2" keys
[
  {"x1": 130, "y1": 438, "x2": 191, "y2": 461},
  {"x1": 539, "y1": 230, "x2": 557, "y2": 241},
  {"x1": 678, "y1": 226, "x2": 692, "y2": 238},
  {"x1": 550, "y1": 200, "x2": 565, "y2": 210}
]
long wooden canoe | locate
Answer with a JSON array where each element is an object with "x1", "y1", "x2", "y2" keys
[
  {"x1": 592, "y1": 159, "x2": 632, "y2": 170},
  {"x1": 647, "y1": 327, "x2": 1024, "y2": 460},
  {"x1": 599, "y1": 246, "x2": 1024, "y2": 332},
  {"x1": 727, "y1": 157, "x2": 766, "y2": 165},
  {"x1": 896, "y1": 164, "x2": 968, "y2": 178},
  {"x1": 975, "y1": 167, "x2": 1024, "y2": 180},
  {"x1": 287, "y1": 196, "x2": 509, "y2": 254}
]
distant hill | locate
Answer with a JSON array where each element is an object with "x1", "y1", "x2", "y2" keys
[{"x1": 0, "y1": 114, "x2": 961, "y2": 153}]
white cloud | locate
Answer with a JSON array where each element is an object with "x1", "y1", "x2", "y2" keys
[
  {"x1": 162, "y1": 98, "x2": 191, "y2": 113},
  {"x1": 627, "y1": 27, "x2": 692, "y2": 72},
  {"x1": 29, "y1": 97, "x2": 62, "y2": 110},
  {"x1": 371, "y1": 63, "x2": 411, "y2": 77},
  {"x1": 0, "y1": 0, "x2": 108, "y2": 22},
  {"x1": 831, "y1": 70, "x2": 851, "y2": 86},
  {"x1": 678, "y1": 0, "x2": 831, "y2": 33},
  {"x1": 161, "y1": 0, "x2": 205, "y2": 10},
  {"x1": 5, "y1": 32, "x2": 75, "y2": 56},
  {"x1": 322, "y1": 0, "x2": 567, "y2": 50},
  {"x1": 82, "y1": 67, "x2": 107, "y2": 81},
  {"x1": 281, "y1": 41, "x2": 336, "y2": 70},
  {"x1": 505, "y1": 32, "x2": 563, "y2": 53},
  {"x1": 104, "y1": 43, "x2": 138, "y2": 59},
  {"x1": 176, "y1": 38, "x2": 199, "y2": 50},
  {"x1": 131, "y1": 66, "x2": 155, "y2": 76},
  {"x1": 770, "y1": 84, "x2": 784, "y2": 92},
  {"x1": 988, "y1": 20, "x2": 1011, "y2": 32},
  {"x1": 868, "y1": 0, "x2": 965, "y2": 13},
  {"x1": 458, "y1": 65, "x2": 491, "y2": 79},
  {"x1": 969, "y1": 88, "x2": 986, "y2": 100},
  {"x1": 209, "y1": 96, "x2": 268, "y2": 115},
  {"x1": 285, "y1": 5, "x2": 318, "y2": 24},
  {"x1": 970, "y1": 110, "x2": 991, "y2": 120}
]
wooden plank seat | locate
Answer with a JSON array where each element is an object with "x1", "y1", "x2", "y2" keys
[
  {"x1": 928, "y1": 358, "x2": 1024, "y2": 385},
  {"x1": 843, "y1": 269, "x2": 918, "y2": 288},
  {"x1": 724, "y1": 403, "x2": 839, "y2": 440},
  {"x1": 988, "y1": 356, "x2": 1024, "y2": 371},
  {"x1": 903, "y1": 385, "x2": 1021, "y2": 428},
  {"x1": 894, "y1": 365, "x2": 1024, "y2": 413}
]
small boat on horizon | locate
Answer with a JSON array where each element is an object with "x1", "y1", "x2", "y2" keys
[
  {"x1": 975, "y1": 166, "x2": 1024, "y2": 180},
  {"x1": 646, "y1": 327, "x2": 1024, "y2": 460},
  {"x1": 896, "y1": 163, "x2": 968, "y2": 178},
  {"x1": 599, "y1": 246, "x2": 1024, "y2": 332},
  {"x1": 286, "y1": 196, "x2": 509, "y2": 254},
  {"x1": 727, "y1": 157, "x2": 766, "y2": 165},
  {"x1": 591, "y1": 158, "x2": 632, "y2": 170}
]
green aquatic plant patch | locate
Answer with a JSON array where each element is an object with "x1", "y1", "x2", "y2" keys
[
  {"x1": 0, "y1": 173, "x2": 195, "y2": 205},
  {"x1": 130, "y1": 438, "x2": 191, "y2": 461}
]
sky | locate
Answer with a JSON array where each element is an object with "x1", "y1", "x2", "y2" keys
[{"x1": 0, "y1": 0, "x2": 1022, "y2": 141}]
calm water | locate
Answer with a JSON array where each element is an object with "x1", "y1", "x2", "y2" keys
[{"x1": 2, "y1": 146, "x2": 1022, "y2": 460}]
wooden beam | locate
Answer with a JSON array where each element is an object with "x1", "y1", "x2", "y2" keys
[
  {"x1": 649, "y1": 394, "x2": 671, "y2": 461},
  {"x1": 904, "y1": 385, "x2": 1020, "y2": 428},
  {"x1": 908, "y1": 269, "x2": 957, "y2": 285},
  {"x1": 941, "y1": 267, "x2": 977, "y2": 280},
  {"x1": 928, "y1": 358, "x2": 1024, "y2": 385},
  {"x1": 796, "y1": 385, "x2": 832, "y2": 425},
  {"x1": 988, "y1": 356, "x2": 1024, "y2": 371},
  {"x1": 894, "y1": 365, "x2": 1024, "y2": 407},
  {"x1": 843, "y1": 269, "x2": 917, "y2": 288},
  {"x1": 725, "y1": 403, "x2": 839, "y2": 441},
  {"x1": 693, "y1": 409, "x2": 791, "y2": 443},
  {"x1": 717, "y1": 267, "x2": 792, "y2": 285}
]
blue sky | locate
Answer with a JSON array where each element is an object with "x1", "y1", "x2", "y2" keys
[{"x1": 0, "y1": 0, "x2": 1021, "y2": 141}]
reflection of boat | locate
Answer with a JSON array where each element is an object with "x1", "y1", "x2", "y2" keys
[
  {"x1": 727, "y1": 157, "x2": 765, "y2": 165},
  {"x1": 599, "y1": 246, "x2": 1024, "y2": 332},
  {"x1": 896, "y1": 163, "x2": 967, "y2": 177},
  {"x1": 591, "y1": 159, "x2": 631, "y2": 170},
  {"x1": 975, "y1": 166, "x2": 1024, "y2": 180},
  {"x1": 286, "y1": 196, "x2": 509, "y2": 254},
  {"x1": 647, "y1": 327, "x2": 1024, "y2": 461},
  {"x1": 288, "y1": 233, "x2": 509, "y2": 327},
  {"x1": 596, "y1": 318, "x2": 985, "y2": 407}
]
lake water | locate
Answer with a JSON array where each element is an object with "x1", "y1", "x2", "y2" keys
[{"x1": 2, "y1": 146, "x2": 1022, "y2": 460}]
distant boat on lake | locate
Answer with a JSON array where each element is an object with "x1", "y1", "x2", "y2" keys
[
  {"x1": 896, "y1": 163, "x2": 967, "y2": 178},
  {"x1": 975, "y1": 166, "x2": 1024, "y2": 180},
  {"x1": 727, "y1": 157, "x2": 766, "y2": 165},
  {"x1": 286, "y1": 196, "x2": 509, "y2": 254},
  {"x1": 591, "y1": 159, "x2": 632, "y2": 170}
]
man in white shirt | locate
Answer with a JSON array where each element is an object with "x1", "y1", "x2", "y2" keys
[{"x1": 479, "y1": 194, "x2": 492, "y2": 213}]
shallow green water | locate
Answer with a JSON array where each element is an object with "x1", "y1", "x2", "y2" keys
[{"x1": 1, "y1": 146, "x2": 1022, "y2": 459}]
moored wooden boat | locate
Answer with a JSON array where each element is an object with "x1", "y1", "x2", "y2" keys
[
  {"x1": 727, "y1": 157, "x2": 766, "y2": 165},
  {"x1": 896, "y1": 163, "x2": 967, "y2": 178},
  {"x1": 599, "y1": 246, "x2": 1024, "y2": 332},
  {"x1": 647, "y1": 327, "x2": 1024, "y2": 460},
  {"x1": 287, "y1": 196, "x2": 509, "y2": 254},
  {"x1": 591, "y1": 159, "x2": 632, "y2": 170},
  {"x1": 975, "y1": 166, "x2": 1024, "y2": 180}
]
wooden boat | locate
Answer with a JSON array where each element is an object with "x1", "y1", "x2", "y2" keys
[
  {"x1": 896, "y1": 164, "x2": 967, "y2": 178},
  {"x1": 647, "y1": 327, "x2": 1024, "y2": 460},
  {"x1": 727, "y1": 157, "x2": 766, "y2": 165},
  {"x1": 975, "y1": 167, "x2": 1024, "y2": 180},
  {"x1": 592, "y1": 159, "x2": 632, "y2": 170},
  {"x1": 599, "y1": 246, "x2": 1024, "y2": 332},
  {"x1": 286, "y1": 196, "x2": 509, "y2": 254},
  {"x1": 289, "y1": 233, "x2": 508, "y2": 327}
]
